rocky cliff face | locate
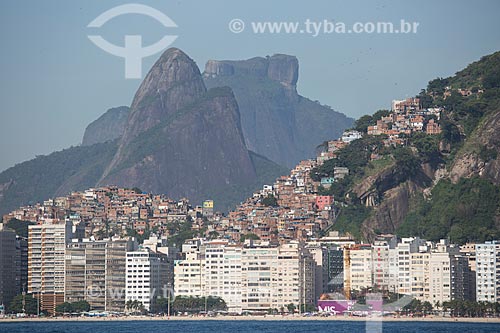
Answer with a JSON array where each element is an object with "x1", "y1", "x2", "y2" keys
[
  {"x1": 352, "y1": 161, "x2": 434, "y2": 241},
  {"x1": 267, "y1": 54, "x2": 299, "y2": 91},
  {"x1": 102, "y1": 49, "x2": 207, "y2": 179},
  {"x1": 100, "y1": 87, "x2": 257, "y2": 204},
  {"x1": 82, "y1": 106, "x2": 129, "y2": 146},
  {"x1": 204, "y1": 55, "x2": 353, "y2": 168},
  {"x1": 361, "y1": 180, "x2": 422, "y2": 240},
  {"x1": 450, "y1": 109, "x2": 500, "y2": 185},
  {"x1": 97, "y1": 48, "x2": 269, "y2": 209}
]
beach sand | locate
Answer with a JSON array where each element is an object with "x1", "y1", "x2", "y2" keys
[{"x1": 2, "y1": 315, "x2": 500, "y2": 323}]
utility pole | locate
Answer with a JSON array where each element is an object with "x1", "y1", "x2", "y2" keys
[
  {"x1": 22, "y1": 285, "x2": 26, "y2": 314},
  {"x1": 167, "y1": 283, "x2": 171, "y2": 319}
]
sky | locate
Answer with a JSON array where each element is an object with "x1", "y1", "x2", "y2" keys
[{"x1": 1, "y1": 0, "x2": 500, "y2": 172}]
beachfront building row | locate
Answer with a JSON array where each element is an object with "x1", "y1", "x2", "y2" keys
[
  {"x1": 18, "y1": 218, "x2": 500, "y2": 314},
  {"x1": 64, "y1": 238, "x2": 136, "y2": 312},
  {"x1": 343, "y1": 237, "x2": 476, "y2": 306},
  {"x1": 26, "y1": 219, "x2": 178, "y2": 314},
  {"x1": 174, "y1": 239, "x2": 316, "y2": 313}
]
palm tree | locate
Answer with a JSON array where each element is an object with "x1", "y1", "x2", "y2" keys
[
  {"x1": 126, "y1": 300, "x2": 145, "y2": 314},
  {"x1": 422, "y1": 301, "x2": 433, "y2": 316}
]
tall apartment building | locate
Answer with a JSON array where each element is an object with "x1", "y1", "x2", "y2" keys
[
  {"x1": 274, "y1": 242, "x2": 315, "y2": 311},
  {"x1": 428, "y1": 240, "x2": 472, "y2": 305},
  {"x1": 125, "y1": 249, "x2": 169, "y2": 312},
  {"x1": 305, "y1": 243, "x2": 328, "y2": 300},
  {"x1": 395, "y1": 237, "x2": 426, "y2": 295},
  {"x1": 174, "y1": 239, "x2": 205, "y2": 297},
  {"x1": 372, "y1": 236, "x2": 397, "y2": 291},
  {"x1": 142, "y1": 235, "x2": 177, "y2": 288},
  {"x1": 28, "y1": 221, "x2": 81, "y2": 313},
  {"x1": 475, "y1": 241, "x2": 500, "y2": 302},
  {"x1": 204, "y1": 241, "x2": 242, "y2": 313},
  {"x1": 460, "y1": 243, "x2": 477, "y2": 301},
  {"x1": 65, "y1": 238, "x2": 136, "y2": 311},
  {"x1": 409, "y1": 251, "x2": 430, "y2": 301},
  {"x1": 325, "y1": 246, "x2": 344, "y2": 293},
  {"x1": 106, "y1": 239, "x2": 136, "y2": 312},
  {"x1": 343, "y1": 237, "x2": 474, "y2": 306},
  {"x1": 241, "y1": 245, "x2": 277, "y2": 311},
  {"x1": 174, "y1": 240, "x2": 315, "y2": 313},
  {"x1": 0, "y1": 224, "x2": 17, "y2": 308},
  {"x1": 15, "y1": 236, "x2": 29, "y2": 297},
  {"x1": 345, "y1": 244, "x2": 372, "y2": 292}
]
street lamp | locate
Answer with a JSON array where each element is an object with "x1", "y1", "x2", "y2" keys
[
  {"x1": 37, "y1": 290, "x2": 40, "y2": 317},
  {"x1": 166, "y1": 283, "x2": 171, "y2": 319}
]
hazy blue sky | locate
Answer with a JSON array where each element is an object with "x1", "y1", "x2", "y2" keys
[{"x1": 1, "y1": 0, "x2": 499, "y2": 172}]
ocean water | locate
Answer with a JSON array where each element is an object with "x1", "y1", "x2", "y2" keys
[{"x1": 1, "y1": 320, "x2": 500, "y2": 333}]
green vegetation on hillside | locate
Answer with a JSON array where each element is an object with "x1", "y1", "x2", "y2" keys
[
  {"x1": 333, "y1": 205, "x2": 371, "y2": 240},
  {"x1": 397, "y1": 177, "x2": 500, "y2": 243},
  {"x1": 327, "y1": 51, "x2": 500, "y2": 243},
  {"x1": 5, "y1": 218, "x2": 35, "y2": 238},
  {"x1": 0, "y1": 141, "x2": 118, "y2": 216}
]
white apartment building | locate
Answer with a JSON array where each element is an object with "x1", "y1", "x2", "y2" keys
[
  {"x1": 344, "y1": 237, "x2": 473, "y2": 306},
  {"x1": 372, "y1": 236, "x2": 398, "y2": 290},
  {"x1": 204, "y1": 241, "x2": 242, "y2": 313},
  {"x1": 395, "y1": 237, "x2": 425, "y2": 295},
  {"x1": 475, "y1": 241, "x2": 500, "y2": 302},
  {"x1": 125, "y1": 249, "x2": 169, "y2": 311},
  {"x1": 428, "y1": 240, "x2": 472, "y2": 306},
  {"x1": 174, "y1": 239, "x2": 205, "y2": 297},
  {"x1": 174, "y1": 240, "x2": 315, "y2": 313},
  {"x1": 429, "y1": 242, "x2": 453, "y2": 305},
  {"x1": 273, "y1": 242, "x2": 315, "y2": 311},
  {"x1": 410, "y1": 251, "x2": 430, "y2": 301},
  {"x1": 241, "y1": 245, "x2": 277, "y2": 311},
  {"x1": 346, "y1": 245, "x2": 373, "y2": 291},
  {"x1": 305, "y1": 243, "x2": 329, "y2": 300},
  {"x1": 28, "y1": 221, "x2": 80, "y2": 313}
]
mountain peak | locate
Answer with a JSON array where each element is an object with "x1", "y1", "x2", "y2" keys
[
  {"x1": 204, "y1": 53, "x2": 353, "y2": 168},
  {"x1": 130, "y1": 47, "x2": 206, "y2": 112},
  {"x1": 203, "y1": 53, "x2": 298, "y2": 89}
]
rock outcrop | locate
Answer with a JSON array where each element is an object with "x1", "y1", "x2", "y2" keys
[
  {"x1": 97, "y1": 48, "x2": 280, "y2": 209},
  {"x1": 451, "y1": 110, "x2": 500, "y2": 185},
  {"x1": 204, "y1": 55, "x2": 353, "y2": 167},
  {"x1": 82, "y1": 106, "x2": 129, "y2": 146},
  {"x1": 102, "y1": 49, "x2": 207, "y2": 178}
]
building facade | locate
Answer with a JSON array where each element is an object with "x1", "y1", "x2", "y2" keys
[
  {"x1": 0, "y1": 224, "x2": 17, "y2": 308},
  {"x1": 65, "y1": 238, "x2": 136, "y2": 312},
  {"x1": 475, "y1": 241, "x2": 500, "y2": 302},
  {"x1": 174, "y1": 240, "x2": 315, "y2": 313},
  {"x1": 125, "y1": 249, "x2": 169, "y2": 312},
  {"x1": 28, "y1": 221, "x2": 78, "y2": 313}
]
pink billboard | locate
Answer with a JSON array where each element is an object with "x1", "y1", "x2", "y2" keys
[{"x1": 317, "y1": 300, "x2": 357, "y2": 314}]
